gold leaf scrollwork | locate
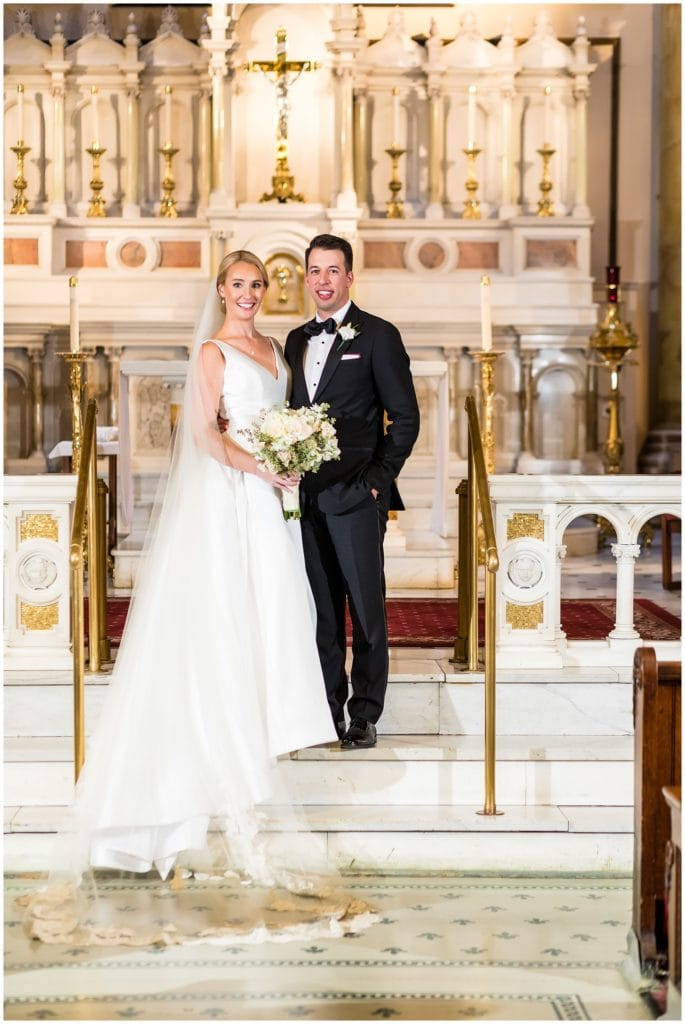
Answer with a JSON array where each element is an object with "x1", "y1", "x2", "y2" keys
[
  {"x1": 19, "y1": 513, "x2": 58, "y2": 543},
  {"x1": 506, "y1": 513, "x2": 544, "y2": 541},
  {"x1": 20, "y1": 601, "x2": 59, "y2": 631},
  {"x1": 505, "y1": 601, "x2": 544, "y2": 630}
]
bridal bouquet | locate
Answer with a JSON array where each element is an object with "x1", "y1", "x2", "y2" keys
[{"x1": 242, "y1": 403, "x2": 340, "y2": 519}]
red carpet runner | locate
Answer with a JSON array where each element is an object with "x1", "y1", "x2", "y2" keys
[{"x1": 92, "y1": 596, "x2": 680, "y2": 648}]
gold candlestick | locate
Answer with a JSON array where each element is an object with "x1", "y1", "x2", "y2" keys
[
  {"x1": 158, "y1": 143, "x2": 179, "y2": 218},
  {"x1": 463, "y1": 145, "x2": 482, "y2": 219},
  {"x1": 86, "y1": 144, "x2": 107, "y2": 217},
  {"x1": 589, "y1": 267, "x2": 638, "y2": 474},
  {"x1": 472, "y1": 351, "x2": 500, "y2": 474},
  {"x1": 384, "y1": 145, "x2": 406, "y2": 219},
  {"x1": 60, "y1": 352, "x2": 90, "y2": 475},
  {"x1": 536, "y1": 145, "x2": 555, "y2": 217},
  {"x1": 10, "y1": 142, "x2": 31, "y2": 214}
]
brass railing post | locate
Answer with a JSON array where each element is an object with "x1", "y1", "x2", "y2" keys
[
  {"x1": 96, "y1": 479, "x2": 111, "y2": 663},
  {"x1": 451, "y1": 480, "x2": 469, "y2": 666},
  {"x1": 71, "y1": 550, "x2": 85, "y2": 782},
  {"x1": 482, "y1": 562, "x2": 497, "y2": 814},
  {"x1": 467, "y1": 437, "x2": 479, "y2": 671},
  {"x1": 87, "y1": 419, "x2": 101, "y2": 673}
]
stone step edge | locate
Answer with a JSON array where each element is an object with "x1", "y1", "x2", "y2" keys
[
  {"x1": 4, "y1": 734, "x2": 635, "y2": 764},
  {"x1": 5, "y1": 804, "x2": 634, "y2": 836}
]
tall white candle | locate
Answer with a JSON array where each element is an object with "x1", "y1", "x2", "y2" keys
[
  {"x1": 90, "y1": 86, "x2": 99, "y2": 146},
  {"x1": 69, "y1": 277, "x2": 80, "y2": 354},
  {"x1": 17, "y1": 84, "x2": 24, "y2": 141},
  {"x1": 164, "y1": 86, "x2": 172, "y2": 145},
  {"x1": 391, "y1": 88, "x2": 400, "y2": 146},
  {"x1": 543, "y1": 84, "x2": 551, "y2": 143},
  {"x1": 467, "y1": 85, "x2": 477, "y2": 149},
  {"x1": 480, "y1": 274, "x2": 492, "y2": 352}
]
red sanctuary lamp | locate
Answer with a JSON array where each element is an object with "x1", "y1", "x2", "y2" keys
[{"x1": 589, "y1": 266, "x2": 638, "y2": 474}]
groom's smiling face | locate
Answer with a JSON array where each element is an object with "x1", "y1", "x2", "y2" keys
[{"x1": 305, "y1": 248, "x2": 354, "y2": 317}]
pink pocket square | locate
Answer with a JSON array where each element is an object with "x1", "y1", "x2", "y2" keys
[{"x1": 341, "y1": 353, "x2": 361, "y2": 361}]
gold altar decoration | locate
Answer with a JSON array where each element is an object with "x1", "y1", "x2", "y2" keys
[
  {"x1": 506, "y1": 513, "x2": 545, "y2": 542},
  {"x1": 506, "y1": 601, "x2": 544, "y2": 630},
  {"x1": 384, "y1": 145, "x2": 406, "y2": 219},
  {"x1": 536, "y1": 145, "x2": 555, "y2": 217},
  {"x1": 463, "y1": 145, "x2": 482, "y2": 219},
  {"x1": 11, "y1": 144, "x2": 30, "y2": 214},
  {"x1": 20, "y1": 601, "x2": 59, "y2": 631},
  {"x1": 245, "y1": 28, "x2": 319, "y2": 203},
  {"x1": 264, "y1": 252, "x2": 305, "y2": 315},
  {"x1": 589, "y1": 266, "x2": 638, "y2": 474},
  {"x1": 158, "y1": 143, "x2": 179, "y2": 218},
  {"x1": 472, "y1": 351, "x2": 500, "y2": 475},
  {"x1": 86, "y1": 143, "x2": 107, "y2": 217},
  {"x1": 20, "y1": 513, "x2": 59, "y2": 544}
]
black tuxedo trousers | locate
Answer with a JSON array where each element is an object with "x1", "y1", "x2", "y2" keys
[{"x1": 285, "y1": 303, "x2": 420, "y2": 726}]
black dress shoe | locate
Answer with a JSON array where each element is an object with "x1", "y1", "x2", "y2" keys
[
  {"x1": 341, "y1": 718, "x2": 377, "y2": 749},
  {"x1": 334, "y1": 719, "x2": 347, "y2": 740}
]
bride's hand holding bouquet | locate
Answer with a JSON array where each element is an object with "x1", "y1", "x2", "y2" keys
[{"x1": 241, "y1": 402, "x2": 340, "y2": 519}]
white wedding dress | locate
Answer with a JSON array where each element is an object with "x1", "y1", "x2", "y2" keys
[{"x1": 23, "y1": 336, "x2": 374, "y2": 946}]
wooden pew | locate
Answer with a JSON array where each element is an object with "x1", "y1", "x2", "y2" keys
[
  {"x1": 630, "y1": 647, "x2": 681, "y2": 976},
  {"x1": 662, "y1": 786, "x2": 681, "y2": 1017}
]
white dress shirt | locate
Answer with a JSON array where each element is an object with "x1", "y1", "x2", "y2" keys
[{"x1": 304, "y1": 300, "x2": 352, "y2": 401}]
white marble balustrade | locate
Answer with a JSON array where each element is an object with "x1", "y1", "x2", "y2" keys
[{"x1": 489, "y1": 475, "x2": 682, "y2": 669}]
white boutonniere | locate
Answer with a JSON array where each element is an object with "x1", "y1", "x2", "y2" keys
[{"x1": 336, "y1": 322, "x2": 360, "y2": 350}]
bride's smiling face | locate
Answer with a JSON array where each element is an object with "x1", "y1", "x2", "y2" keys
[{"x1": 218, "y1": 261, "x2": 266, "y2": 319}]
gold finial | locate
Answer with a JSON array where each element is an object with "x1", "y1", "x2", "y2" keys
[
  {"x1": 480, "y1": 274, "x2": 490, "y2": 286},
  {"x1": 17, "y1": 83, "x2": 24, "y2": 94},
  {"x1": 69, "y1": 276, "x2": 78, "y2": 287},
  {"x1": 90, "y1": 85, "x2": 98, "y2": 96},
  {"x1": 544, "y1": 84, "x2": 551, "y2": 96},
  {"x1": 165, "y1": 84, "x2": 172, "y2": 95}
]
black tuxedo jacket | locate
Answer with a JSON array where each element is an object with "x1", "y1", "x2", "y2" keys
[{"x1": 284, "y1": 302, "x2": 420, "y2": 514}]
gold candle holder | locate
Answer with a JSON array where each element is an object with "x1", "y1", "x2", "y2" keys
[
  {"x1": 384, "y1": 145, "x2": 406, "y2": 219},
  {"x1": 86, "y1": 144, "x2": 107, "y2": 217},
  {"x1": 158, "y1": 143, "x2": 180, "y2": 218},
  {"x1": 589, "y1": 267, "x2": 638, "y2": 474},
  {"x1": 463, "y1": 145, "x2": 482, "y2": 219},
  {"x1": 60, "y1": 352, "x2": 90, "y2": 475},
  {"x1": 536, "y1": 145, "x2": 555, "y2": 217},
  {"x1": 472, "y1": 351, "x2": 500, "y2": 474},
  {"x1": 10, "y1": 141, "x2": 31, "y2": 214}
]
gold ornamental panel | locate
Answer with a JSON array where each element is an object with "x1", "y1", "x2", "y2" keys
[
  {"x1": 505, "y1": 601, "x2": 544, "y2": 630},
  {"x1": 19, "y1": 513, "x2": 59, "y2": 543},
  {"x1": 20, "y1": 601, "x2": 59, "y2": 631},
  {"x1": 507, "y1": 513, "x2": 544, "y2": 541},
  {"x1": 264, "y1": 253, "x2": 305, "y2": 316}
]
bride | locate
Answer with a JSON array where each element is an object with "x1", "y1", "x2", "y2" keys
[{"x1": 24, "y1": 251, "x2": 374, "y2": 945}]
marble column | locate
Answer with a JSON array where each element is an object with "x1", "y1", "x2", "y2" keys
[
  {"x1": 198, "y1": 85, "x2": 212, "y2": 213},
  {"x1": 48, "y1": 83, "x2": 67, "y2": 217},
  {"x1": 572, "y1": 82, "x2": 590, "y2": 217},
  {"x1": 554, "y1": 543, "x2": 567, "y2": 641},
  {"x1": 334, "y1": 65, "x2": 356, "y2": 207},
  {"x1": 517, "y1": 350, "x2": 536, "y2": 463},
  {"x1": 28, "y1": 348, "x2": 46, "y2": 465},
  {"x1": 609, "y1": 543, "x2": 641, "y2": 640},
  {"x1": 204, "y1": 2, "x2": 236, "y2": 210},
  {"x1": 426, "y1": 86, "x2": 444, "y2": 219},
  {"x1": 353, "y1": 87, "x2": 369, "y2": 210},
  {"x1": 123, "y1": 87, "x2": 140, "y2": 217},
  {"x1": 107, "y1": 347, "x2": 123, "y2": 427},
  {"x1": 499, "y1": 83, "x2": 517, "y2": 218}
]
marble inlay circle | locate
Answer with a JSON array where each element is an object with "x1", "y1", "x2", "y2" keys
[
  {"x1": 18, "y1": 552, "x2": 58, "y2": 591},
  {"x1": 507, "y1": 552, "x2": 544, "y2": 589},
  {"x1": 119, "y1": 241, "x2": 147, "y2": 268},
  {"x1": 417, "y1": 241, "x2": 446, "y2": 269}
]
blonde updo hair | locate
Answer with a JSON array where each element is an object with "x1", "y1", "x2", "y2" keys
[{"x1": 216, "y1": 250, "x2": 269, "y2": 301}]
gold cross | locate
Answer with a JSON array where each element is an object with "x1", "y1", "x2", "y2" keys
[{"x1": 245, "y1": 28, "x2": 319, "y2": 203}]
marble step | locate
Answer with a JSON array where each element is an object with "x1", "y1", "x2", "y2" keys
[
  {"x1": 4, "y1": 663, "x2": 634, "y2": 739},
  {"x1": 3, "y1": 803, "x2": 633, "y2": 874},
  {"x1": 113, "y1": 528, "x2": 456, "y2": 591},
  {"x1": 4, "y1": 735, "x2": 633, "y2": 808}
]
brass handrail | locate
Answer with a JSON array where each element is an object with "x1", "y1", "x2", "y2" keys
[
  {"x1": 70, "y1": 399, "x2": 109, "y2": 781},
  {"x1": 451, "y1": 395, "x2": 501, "y2": 816}
]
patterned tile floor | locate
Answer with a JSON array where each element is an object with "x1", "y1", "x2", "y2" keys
[{"x1": 4, "y1": 875, "x2": 652, "y2": 1021}]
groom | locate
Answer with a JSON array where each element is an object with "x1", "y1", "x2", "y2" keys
[{"x1": 285, "y1": 234, "x2": 420, "y2": 748}]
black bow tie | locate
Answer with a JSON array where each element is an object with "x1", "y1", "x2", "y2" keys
[{"x1": 303, "y1": 317, "x2": 337, "y2": 338}]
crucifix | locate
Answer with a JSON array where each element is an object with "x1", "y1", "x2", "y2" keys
[{"x1": 245, "y1": 28, "x2": 319, "y2": 203}]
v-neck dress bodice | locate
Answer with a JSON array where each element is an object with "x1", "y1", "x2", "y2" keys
[{"x1": 209, "y1": 338, "x2": 287, "y2": 450}]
